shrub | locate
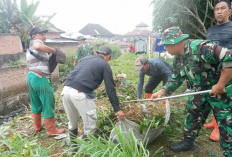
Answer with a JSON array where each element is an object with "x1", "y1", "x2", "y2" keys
[
  {"x1": 8, "y1": 60, "x2": 26, "y2": 67},
  {"x1": 72, "y1": 127, "x2": 150, "y2": 157},
  {"x1": 59, "y1": 52, "x2": 75, "y2": 83},
  {"x1": 91, "y1": 41, "x2": 121, "y2": 59}
]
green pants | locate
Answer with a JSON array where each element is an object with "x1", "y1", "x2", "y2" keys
[
  {"x1": 27, "y1": 72, "x2": 55, "y2": 118},
  {"x1": 184, "y1": 86, "x2": 232, "y2": 156}
]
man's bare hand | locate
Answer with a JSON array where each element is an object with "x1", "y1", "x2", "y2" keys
[
  {"x1": 151, "y1": 89, "x2": 165, "y2": 101},
  {"x1": 210, "y1": 84, "x2": 225, "y2": 95},
  {"x1": 116, "y1": 110, "x2": 126, "y2": 120}
]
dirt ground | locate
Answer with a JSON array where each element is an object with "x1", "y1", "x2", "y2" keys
[
  {"x1": 148, "y1": 132, "x2": 223, "y2": 157},
  {"x1": 1, "y1": 93, "x2": 224, "y2": 157},
  {"x1": 147, "y1": 99, "x2": 223, "y2": 157},
  {"x1": 95, "y1": 96, "x2": 224, "y2": 157}
]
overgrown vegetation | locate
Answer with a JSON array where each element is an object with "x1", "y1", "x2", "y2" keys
[
  {"x1": 72, "y1": 129, "x2": 151, "y2": 157},
  {"x1": 59, "y1": 52, "x2": 75, "y2": 83},
  {"x1": 0, "y1": 52, "x2": 223, "y2": 157},
  {"x1": 0, "y1": 0, "x2": 55, "y2": 49},
  {"x1": 7, "y1": 60, "x2": 26, "y2": 67},
  {"x1": 59, "y1": 41, "x2": 122, "y2": 83},
  {"x1": 0, "y1": 125, "x2": 51, "y2": 157},
  {"x1": 91, "y1": 41, "x2": 122, "y2": 59}
]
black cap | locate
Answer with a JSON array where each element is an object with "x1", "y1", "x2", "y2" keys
[
  {"x1": 29, "y1": 27, "x2": 48, "y2": 37},
  {"x1": 96, "y1": 46, "x2": 112, "y2": 55}
]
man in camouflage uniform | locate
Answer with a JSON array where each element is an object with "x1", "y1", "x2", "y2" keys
[
  {"x1": 73, "y1": 36, "x2": 94, "y2": 67},
  {"x1": 203, "y1": 0, "x2": 232, "y2": 142},
  {"x1": 151, "y1": 26, "x2": 232, "y2": 157}
]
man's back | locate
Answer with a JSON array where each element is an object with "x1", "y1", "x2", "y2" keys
[
  {"x1": 146, "y1": 58, "x2": 172, "y2": 76},
  {"x1": 66, "y1": 55, "x2": 107, "y2": 92}
]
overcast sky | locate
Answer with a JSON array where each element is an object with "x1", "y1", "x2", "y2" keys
[{"x1": 33, "y1": 0, "x2": 153, "y2": 35}]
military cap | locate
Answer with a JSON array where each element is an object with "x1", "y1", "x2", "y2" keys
[{"x1": 161, "y1": 26, "x2": 189, "y2": 45}]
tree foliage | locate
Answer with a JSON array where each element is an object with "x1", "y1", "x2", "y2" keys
[
  {"x1": 151, "y1": 0, "x2": 231, "y2": 39},
  {"x1": 0, "y1": 0, "x2": 55, "y2": 50}
]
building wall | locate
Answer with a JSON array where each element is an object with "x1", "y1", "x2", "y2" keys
[
  {"x1": 46, "y1": 42, "x2": 78, "y2": 54},
  {"x1": 0, "y1": 65, "x2": 59, "y2": 116},
  {"x1": 0, "y1": 34, "x2": 23, "y2": 54},
  {"x1": 0, "y1": 52, "x2": 25, "y2": 68},
  {"x1": 0, "y1": 65, "x2": 59, "y2": 100},
  {"x1": 0, "y1": 65, "x2": 28, "y2": 100},
  {"x1": 46, "y1": 32, "x2": 61, "y2": 39}
]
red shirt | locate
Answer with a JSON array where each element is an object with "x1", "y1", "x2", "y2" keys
[{"x1": 129, "y1": 45, "x2": 135, "y2": 51}]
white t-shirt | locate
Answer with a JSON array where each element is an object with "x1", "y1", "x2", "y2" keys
[{"x1": 26, "y1": 39, "x2": 51, "y2": 77}]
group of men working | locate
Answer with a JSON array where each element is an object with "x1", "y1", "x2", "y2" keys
[
  {"x1": 150, "y1": 0, "x2": 231, "y2": 156},
  {"x1": 26, "y1": 0, "x2": 232, "y2": 156},
  {"x1": 26, "y1": 26, "x2": 126, "y2": 145},
  {"x1": 135, "y1": 0, "x2": 232, "y2": 156}
]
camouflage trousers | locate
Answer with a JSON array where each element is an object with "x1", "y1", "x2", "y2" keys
[{"x1": 184, "y1": 86, "x2": 232, "y2": 157}]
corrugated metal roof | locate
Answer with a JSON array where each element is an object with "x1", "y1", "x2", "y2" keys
[
  {"x1": 136, "y1": 22, "x2": 148, "y2": 27},
  {"x1": 79, "y1": 23, "x2": 114, "y2": 36},
  {"x1": 46, "y1": 37, "x2": 78, "y2": 43},
  {"x1": 47, "y1": 24, "x2": 65, "y2": 33}
]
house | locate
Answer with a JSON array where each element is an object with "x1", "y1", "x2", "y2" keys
[
  {"x1": 123, "y1": 22, "x2": 153, "y2": 54},
  {"x1": 46, "y1": 24, "x2": 65, "y2": 39},
  {"x1": 44, "y1": 24, "x2": 78, "y2": 54},
  {"x1": 79, "y1": 23, "x2": 114, "y2": 42},
  {"x1": 123, "y1": 22, "x2": 152, "y2": 42},
  {"x1": 0, "y1": 34, "x2": 23, "y2": 55}
]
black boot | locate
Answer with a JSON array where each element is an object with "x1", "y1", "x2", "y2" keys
[
  {"x1": 68, "y1": 129, "x2": 78, "y2": 152},
  {"x1": 170, "y1": 137, "x2": 195, "y2": 152}
]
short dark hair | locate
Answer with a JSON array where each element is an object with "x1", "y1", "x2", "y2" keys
[{"x1": 215, "y1": 0, "x2": 231, "y2": 9}]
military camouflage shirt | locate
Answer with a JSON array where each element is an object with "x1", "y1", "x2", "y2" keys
[
  {"x1": 76, "y1": 43, "x2": 93, "y2": 60},
  {"x1": 163, "y1": 39, "x2": 232, "y2": 96}
]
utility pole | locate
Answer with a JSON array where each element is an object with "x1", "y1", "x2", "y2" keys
[{"x1": 148, "y1": 33, "x2": 151, "y2": 59}]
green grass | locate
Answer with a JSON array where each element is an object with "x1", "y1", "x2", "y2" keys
[
  {"x1": 8, "y1": 60, "x2": 26, "y2": 67},
  {"x1": 110, "y1": 53, "x2": 187, "y2": 96},
  {"x1": 110, "y1": 53, "x2": 144, "y2": 85},
  {"x1": 0, "y1": 130, "x2": 51, "y2": 157},
  {"x1": 71, "y1": 126, "x2": 151, "y2": 157},
  {"x1": 0, "y1": 52, "x2": 223, "y2": 157}
]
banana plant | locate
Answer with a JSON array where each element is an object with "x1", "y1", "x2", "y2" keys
[{"x1": 0, "y1": 0, "x2": 56, "y2": 50}]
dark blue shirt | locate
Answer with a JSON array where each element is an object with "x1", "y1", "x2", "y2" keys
[
  {"x1": 65, "y1": 55, "x2": 120, "y2": 112},
  {"x1": 206, "y1": 21, "x2": 232, "y2": 50},
  {"x1": 137, "y1": 58, "x2": 172, "y2": 98}
]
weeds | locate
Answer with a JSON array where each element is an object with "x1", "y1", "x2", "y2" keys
[
  {"x1": 139, "y1": 115, "x2": 165, "y2": 134},
  {"x1": 72, "y1": 128, "x2": 150, "y2": 157},
  {"x1": 7, "y1": 60, "x2": 26, "y2": 67},
  {"x1": 1, "y1": 52, "x2": 224, "y2": 157},
  {"x1": 0, "y1": 131, "x2": 50, "y2": 157},
  {"x1": 59, "y1": 52, "x2": 75, "y2": 83},
  {"x1": 0, "y1": 125, "x2": 10, "y2": 139}
]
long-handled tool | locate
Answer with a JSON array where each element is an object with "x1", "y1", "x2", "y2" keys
[{"x1": 123, "y1": 89, "x2": 211, "y2": 103}]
